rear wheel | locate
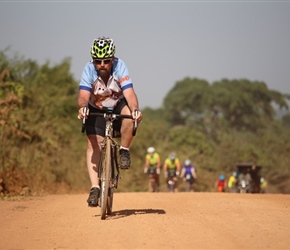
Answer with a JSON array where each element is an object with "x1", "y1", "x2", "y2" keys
[{"x1": 100, "y1": 140, "x2": 112, "y2": 220}]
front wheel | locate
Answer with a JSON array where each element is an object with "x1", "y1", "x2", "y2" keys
[
  {"x1": 185, "y1": 181, "x2": 191, "y2": 192},
  {"x1": 168, "y1": 179, "x2": 175, "y2": 192},
  {"x1": 107, "y1": 187, "x2": 114, "y2": 215},
  {"x1": 100, "y1": 140, "x2": 112, "y2": 220}
]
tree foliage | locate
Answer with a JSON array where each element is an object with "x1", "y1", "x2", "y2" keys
[{"x1": 0, "y1": 51, "x2": 87, "y2": 195}]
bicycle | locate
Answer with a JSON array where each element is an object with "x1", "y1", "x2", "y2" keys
[
  {"x1": 184, "y1": 174, "x2": 193, "y2": 192},
  {"x1": 145, "y1": 166, "x2": 160, "y2": 192},
  {"x1": 82, "y1": 107, "x2": 138, "y2": 220},
  {"x1": 166, "y1": 169, "x2": 177, "y2": 192}
]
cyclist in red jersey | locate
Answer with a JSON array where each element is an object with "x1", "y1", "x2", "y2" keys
[{"x1": 215, "y1": 174, "x2": 227, "y2": 192}]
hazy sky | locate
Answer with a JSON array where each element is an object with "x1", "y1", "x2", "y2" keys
[{"x1": 1, "y1": 1, "x2": 289, "y2": 109}]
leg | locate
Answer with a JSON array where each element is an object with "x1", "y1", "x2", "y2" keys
[
  {"x1": 86, "y1": 134, "x2": 103, "y2": 207},
  {"x1": 119, "y1": 105, "x2": 134, "y2": 169},
  {"x1": 148, "y1": 174, "x2": 154, "y2": 192},
  {"x1": 86, "y1": 134, "x2": 103, "y2": 187},
  {"x1": 174, "y1": 176, "x2": 178, "y2": 192},
  {"x1": 120, "y1": 105, "x2": 134, "y2": 148},
  {"x1": 156, "y1": 173, "x2": 160, "y2": 192}
]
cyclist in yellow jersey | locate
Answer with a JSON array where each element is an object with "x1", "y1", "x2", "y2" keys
[
  {"x1": 228, "y1": 171, "x2": 237, "y2": 193},
  {"x1": 144, "y1": 147, "x2": 161, "y2": 192},
  {"x1": 163, "y1": 152, "x2": 181, "y2": 192},
  {"x1": 260, "y1": 177, "x2": 268, "y2": 193}
]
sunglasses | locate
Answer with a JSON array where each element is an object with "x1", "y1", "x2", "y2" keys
[{"x1": 93, "y1": 58, "x2": 112, "y2": 65}]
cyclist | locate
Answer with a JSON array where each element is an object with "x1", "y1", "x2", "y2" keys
[
  {"x1": 77, "y1": 36, "x2": 142, "y2": 207},
  {"x1": 144, "y1": 147, "x2": 161, "y2": 192},
  {"x1": 163, "y1": 152, "x2": 181, "y2": 192},
  {"x1": 215, "y1": 174, "x2": 227, "y2": 192},
  {"x1": 227, "y1": 171, "x2": 237, "y2": 193},
  {"x1": 260, "y1": 177, "x2": 268, "y2": 193},
  {"x1": 180, "y1": 159, "x2": 197, "y2": 192}
]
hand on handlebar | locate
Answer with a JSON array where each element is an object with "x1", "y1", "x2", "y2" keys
[
  {"x1": 132, "y1": 109, "x2": 142, "y2": 123},
  {"x1": 78, "y1": 107, "x2": 89, "y2": 119}
]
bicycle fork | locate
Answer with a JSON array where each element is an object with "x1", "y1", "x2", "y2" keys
[{"x1": 111, "y1": 141, "x2": 120, "y2": 189}]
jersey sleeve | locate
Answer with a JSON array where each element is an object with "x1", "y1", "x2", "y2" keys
[
  {"x1": 79, "y1": 62, "x2": 95, "y2": 92},
  {"x1": 114, "y1": 58, "x2": 133, "y2": 91}
]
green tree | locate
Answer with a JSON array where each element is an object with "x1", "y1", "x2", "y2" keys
[
  {"x1": 211, "y1": 79, "x2": 289, "y2": 131},
  {"x1": 163, "y1": 78, "x2": 210, "y2": 126}
]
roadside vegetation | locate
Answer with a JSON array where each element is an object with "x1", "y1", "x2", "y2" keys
[{"x1": 1, "y1": 50, "x2": 290, "y2": 196}]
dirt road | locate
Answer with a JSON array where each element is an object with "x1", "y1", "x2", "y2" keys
[{"x1": 1, "y1": 192, "x2": 289, "y2": 249}]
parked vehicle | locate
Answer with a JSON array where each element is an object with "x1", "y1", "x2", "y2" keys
[{"x1": 236, "y1": 163, "x2": 262, "y2": 194}]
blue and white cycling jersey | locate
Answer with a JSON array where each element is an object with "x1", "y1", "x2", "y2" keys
[{"x1": 79, "y1": 57, "x2": 133, "y2": 109}]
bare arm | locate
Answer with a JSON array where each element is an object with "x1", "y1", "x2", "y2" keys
[
  {"x1": 123, "y1": 87, "x2": 142, "y2": 121},
  {"x1": 77, "y1": 89, "x2": 91, "y2": 119},
  {"x1": 78, "y1": 89, "x2": 91, "y2": 108},
  {"x1": 176, "y1": 160, "x2": 181, "y2": 172},
  {"x1": 163, "y1": 161, "x2": 168, "y2": 173},
  {"x1": 123, "y1": 87, "x2": 139, "y2": 111},
  {"x1": 191, "y1": 168, "x2": 197, "y2": 179},
  {"x1": 156, "y1": 155, "x2": 161, "y2": 169},
  {"x1": 145, "y1": 157, "x2": 150, "y2": 168},
  {"x1": 180, "y1": 168, "x2": 185, "y2": 179}
]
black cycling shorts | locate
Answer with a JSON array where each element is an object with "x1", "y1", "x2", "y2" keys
[{"x1": 85, "y1": 99, "x2": 128, "y2": 137}]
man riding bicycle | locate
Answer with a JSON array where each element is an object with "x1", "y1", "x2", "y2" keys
[
  {"x1": 144, "y1": 147, "x2": 161, "y2": 192},
  {"x1": 180, "y1": 159, "x2": 197, "y2": 192},
  {"x1": 163, "y1": 152, "x2": 181, "y2": 192},
  {"x1": 77, "y1": 36, "x2": 142, "y2": 207}
]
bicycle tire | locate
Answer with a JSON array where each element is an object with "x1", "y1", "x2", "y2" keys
[
  {"x1": 185, "y1": 181, "x2": 191, "y2": 192},
  {"x1": 100, "y1": 140, "x2": 111, "y2": 220},
  {"x1": 149, "y1": 177, "x2": 156, "y2": 192},
  {"x1": 107, "y1": 146, "x2": 115, "y2": 215},
  {"x1": 107, "y1": 187, "x2": 114, "y2": 215},
  {"x1": 168, "y1": 179, "x2": 175, "y2": 192}
]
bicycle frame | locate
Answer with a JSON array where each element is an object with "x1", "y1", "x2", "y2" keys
[
  {"x1": 146, "y1": 167, "x2": 159, "y2": 192},
  {"x1": 82, "y1": 107, "x2": 137, "y2": 220}
]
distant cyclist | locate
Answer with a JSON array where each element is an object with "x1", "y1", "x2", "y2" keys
[
  {"x1": 227, "y1": 171, "x2": 237, "y2": 193},
  {"x1": 260, "y1": 177, "x2": 268, "y2": 193},
  {"x1": 144, "y1": 147, "x2": 161, "y2": 192},
  {"x1": 215, "y1": 174, "x2": 227, "y2": 192},
  {"x1": 180, "y1": 159, "x2": 197, "y2": 192},
  {"x1": 163, "y1": 152, "x2": 181, "y2": 192}
]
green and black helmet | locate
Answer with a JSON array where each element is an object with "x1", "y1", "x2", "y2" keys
[{"x1": 90, "y1": 36, "x2": 116, "y2": 59}]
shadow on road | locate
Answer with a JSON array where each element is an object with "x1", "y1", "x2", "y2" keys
[{"x1": 106, "y1": 208, "x2": 166, "y2": 220}]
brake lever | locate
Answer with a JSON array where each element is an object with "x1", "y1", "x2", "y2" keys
[
  {"x1": 132, "y1": 109, "x2": 138, "y2": 136},
  {"x1": 81, "y1": 107, "x2": 88, "y2": 133}
]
